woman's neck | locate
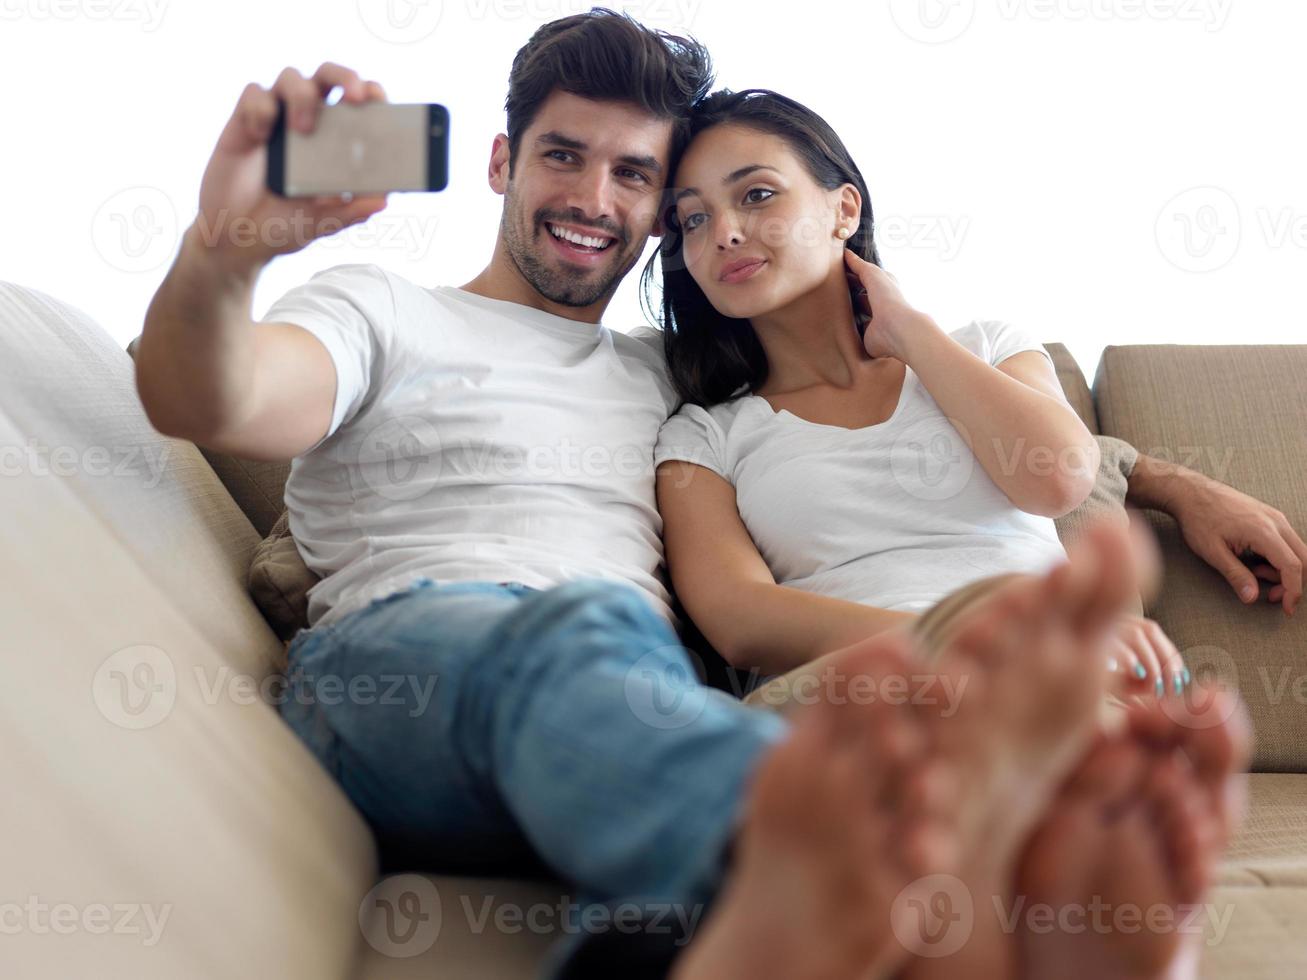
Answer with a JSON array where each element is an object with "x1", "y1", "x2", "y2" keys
[{"x1": 750, "y1": 266, "x2": 873, "y2": 395}]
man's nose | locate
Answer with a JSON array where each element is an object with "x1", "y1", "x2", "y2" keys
[{"x1": 564, "y1": 168, "x2": 617, "y2": 229}]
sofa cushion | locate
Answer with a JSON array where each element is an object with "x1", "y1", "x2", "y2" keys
[
  {"x1": 126, "y1": 335, "x2": 292, "y2": 539},
  {"x1": 249, "y1": 508, "x2": 317, "y2": 641},
  {"x1": 1053, "y1": 434, "x2": 1142, "y2": 617},
  {"x1": 1094, "y1": 344, "x2": 1307, "y2": 773},
  {"x1": 1201, "y1": 885, "x2": 1307, "y2": 979},
  {"x1": 1045, "y1": 341, "x2": 1099, "y2": 435},
  {"x1": 195, "y1": 448, "x2": 291, "y2": 540},
  {"x1": 354, "y1": 874, "x2": 562, "y2": 979},
  {"x1": 0, "y1": 404, "x2": 377, "y2": 979},
  {"x1": 1, "y1": 283, "x2": 285, "y2": 680},
  {"x1": 1218, "y1": 773, "x2": 1307, "y2": 888}
]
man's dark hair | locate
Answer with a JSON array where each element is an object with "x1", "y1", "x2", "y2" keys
[{"x1": 504, "y1": 8, "x2": 714, "y2": 174}]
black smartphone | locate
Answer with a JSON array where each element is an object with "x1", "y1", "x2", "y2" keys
[{"x1": 267, "y1": 100, "x2": 449, "y2": 197}]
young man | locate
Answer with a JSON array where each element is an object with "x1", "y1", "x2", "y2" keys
[{"x1": 135, "y1": 11, "x2": 1281, "y2": 977}]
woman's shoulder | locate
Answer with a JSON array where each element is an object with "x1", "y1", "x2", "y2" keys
[
  {"x1": 947, "y1": 319, "x2": 1050, "y2": 367},
  {"x1": 667, "y1": 391, "x2": 760, "y2": 433}
]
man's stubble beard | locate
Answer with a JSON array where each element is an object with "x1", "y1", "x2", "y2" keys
[{"x1": 500, "y1": 186, "x2": 641, "y2": 309}]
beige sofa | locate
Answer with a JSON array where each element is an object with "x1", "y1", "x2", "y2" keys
[{"x1": 2, "y1": 279, "x2": 1304, "y2": 978}]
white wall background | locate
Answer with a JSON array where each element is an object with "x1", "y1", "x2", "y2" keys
[{"x1": 1, "y1": 0, "x2": 1302, "y2": 378}]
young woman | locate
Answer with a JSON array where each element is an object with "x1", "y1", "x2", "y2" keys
[{"x1": 646, "y1": 88, "x2": 1188, "y2": 698}]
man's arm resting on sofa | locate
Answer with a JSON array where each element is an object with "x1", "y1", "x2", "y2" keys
[{"x1": 1125, "y1": 451, "x2": 1306, "y2": 616}]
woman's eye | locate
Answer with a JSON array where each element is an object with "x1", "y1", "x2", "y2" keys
[
  {"x1": 744, "y1": 188, "x2": 775, "y2": 204},
  {"x1": 681, "y1": 213, "x2": 706, "y2": 232}
]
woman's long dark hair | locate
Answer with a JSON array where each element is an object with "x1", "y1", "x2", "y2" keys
[{"x1": 639, "y1": 88, "x2": 883, "y2": 407}]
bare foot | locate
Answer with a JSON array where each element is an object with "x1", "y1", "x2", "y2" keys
[
  {"x1": 1014, "y1": 686, "x2": 1250, "y2": 980},
  {"x1": 899, "y1": 518, "x2": 1144, "y2": 980},
  {"x1": 671, "y1": 633, "x2": 957, "y2": 980},
  {"x1": 1126, "y1": 684, "x2": 1252, "y2": 853}
]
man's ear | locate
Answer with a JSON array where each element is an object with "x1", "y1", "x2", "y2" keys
[
  {"x1": 646, "y1": 190, "x2": 675, "y2": 239},
  {"x1": 488, "y1": 134, "x2": 511, "y2": 195}
]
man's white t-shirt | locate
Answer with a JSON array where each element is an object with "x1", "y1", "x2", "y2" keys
[
  {"x1": 652, "y1": 320, "x2": 1070, "y2": 614},
  {"x1": 264, "y1": 264, "x2": 679, "y2": 629}
]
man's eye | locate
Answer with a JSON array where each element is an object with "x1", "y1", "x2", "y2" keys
[
  {"x1": 547, "y1": 150, "x2": 575, "y2": 163},
  {"x1": 618, "y1": 168, "x2": 648, "y2": 183}
]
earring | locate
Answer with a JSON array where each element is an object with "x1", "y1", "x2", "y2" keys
[{"x1": 836, "y1": 225, "x2": 851, "y2": 240}]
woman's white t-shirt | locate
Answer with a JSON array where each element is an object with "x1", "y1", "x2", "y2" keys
[{"x1": 652, "y1": 320, "x2": 1069, "y2": 613}]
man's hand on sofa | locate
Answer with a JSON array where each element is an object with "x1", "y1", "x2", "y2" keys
[{"x1": 1127, "y1": 453, "x2": 1305, "y2": 616}]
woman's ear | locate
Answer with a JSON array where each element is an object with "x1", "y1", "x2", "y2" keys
[{"x1": 837, "y1": 183, "x2": 862, "y2": 234}]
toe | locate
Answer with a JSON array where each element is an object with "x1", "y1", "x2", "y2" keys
[{"x1": 1065, "y1": 735, "x2": 1151, "y2": 808}]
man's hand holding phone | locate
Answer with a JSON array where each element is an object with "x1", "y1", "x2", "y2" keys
[{"x1": 194, "y1": 62, "x2": 391, "y2": 271}]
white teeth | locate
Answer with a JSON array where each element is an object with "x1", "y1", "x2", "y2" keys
[{"x1": 549, "y1": 224, "x2": 612, "y2": 250}]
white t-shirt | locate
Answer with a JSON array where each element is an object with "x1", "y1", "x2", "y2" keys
[
  {"x1": 652, "y1": 320, "x2": 1069, "y2": 614},
  {"x1": 264, "y1": 264, "x2": 679, "y2": 629}
]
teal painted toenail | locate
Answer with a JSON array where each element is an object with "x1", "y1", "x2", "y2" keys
[
  {"x1": 1156, "y1": 677, "x2": 1165, "y2": 697},
  {"x1": 1135, "y1": 663, "x2": 1148, "y2": 679},
  {"x1": 1174, "y1": 674, "x2": 1183, "y2": 695},
  {"x1": 1183, "y1": 668, "x2": 1192, "y2": 686}
]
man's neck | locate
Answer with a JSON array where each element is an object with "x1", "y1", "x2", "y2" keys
[{"x1": 460, "y1": 244, "x2": 612, "y2": 324}]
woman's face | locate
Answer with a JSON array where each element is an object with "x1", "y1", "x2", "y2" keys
[{"x1": 672, "y1": 123, "x2": 854, "y2": 321}]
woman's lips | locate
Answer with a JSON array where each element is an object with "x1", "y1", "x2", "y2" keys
[{"x1": 720, "y1": 259, "x2": 767, "y2": 284}]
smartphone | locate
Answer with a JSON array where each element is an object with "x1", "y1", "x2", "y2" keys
[{"x1": 267, "y1": 100, "x2": 449, "y2": 197}]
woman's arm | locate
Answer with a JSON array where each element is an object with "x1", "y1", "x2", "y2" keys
[
  {"x1": 844, "y1": 250, "x2": 1099, "y2": 518},
  {"x1": 656, "y1": 459, "x2": 917, "y2": 676},
  {"x1": 905, "y1": 335, "x2": 1100, "y2": 517}
]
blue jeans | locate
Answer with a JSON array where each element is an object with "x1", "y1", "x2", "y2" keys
[{"x1": 277, "y1": 576, "x2": 789, "y2": 976}]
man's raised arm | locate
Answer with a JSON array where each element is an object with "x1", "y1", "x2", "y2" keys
[{"x1": 135, "y1": 62, "x2": 390, "y2": 461}]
